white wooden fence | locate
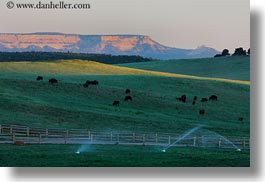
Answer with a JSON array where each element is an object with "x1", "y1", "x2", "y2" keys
[{"x1": 0, "y1": 124, "x2": 250, "y2": 150}]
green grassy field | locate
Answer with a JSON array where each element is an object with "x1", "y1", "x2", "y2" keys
[
  {"x1": 119, "y1": 56, "x2": 250, "y2": 81},
  {"x1": 0, "y1": 59, "x2": 250, "y2": 166},
  {"x1": 0, "y1": 72, "x2": 249, "y2": 136},
  {"x1": 0, "y1": 144, "x2": 250, "y2": 167}
]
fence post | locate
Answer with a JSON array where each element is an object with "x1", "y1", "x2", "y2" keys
[
  {"x1": 110, "y1": 132, "x2": 113, "y2": 142},
  {"x1": 243, "y1": 137, "x2": 246, "y2": 150},
  {"x1": 64, "y1": 134, "x2": 67, "y2": 144},
  {"x1": 39, "y1": 133, "x2": 42, "y2": 144},
  {"x1": 193, "y1": 136, "x2": 196, "y2": 147},
  {"x1": 88, "y1": 130, "x2": 90, "y2": 139},
  {"x1": 66, "y1": 130, "x2": 69, "y2": 137},
  {"x1": 12, "y1": 134, "x2": 16, "y2": 143},
  {"x1": 133, "y1": 133, "x2": 135, "y2": 142},
  {"x1": 46, "y1": 128, "x2": 48, "y2": 136},
  {"x1": 26, "y1": 127, "x2": 30, "y2": 137},
  {"x1": 143, "y1": 134, "x2": 145, "y2": 144},
  {"x1": 91, "y1": 134, "x2": 93, "y2": 143},
  {"x1": 168, "y1": 136, "x2": 171, "y2": 145},
  {"x1": 218, "y1": 138, "x2": 222, "y2": 148},
  {"x1": 117, "y1": 134, "x2": 119, "y2": 143},
  {"x1": 155, "y1": 133, "x2": 158, "y2": 144},
  {"x1": 10, "y1": 127, "x2": 13, "y2": 134}
]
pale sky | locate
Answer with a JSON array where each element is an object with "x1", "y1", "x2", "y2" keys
[{"x1": 0, "y1": 0, "x2": 249, "y2": 51}]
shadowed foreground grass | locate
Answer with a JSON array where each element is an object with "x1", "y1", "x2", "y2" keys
[{"x1": 0, "y1": 144, "x2": 249, "y2": 167}]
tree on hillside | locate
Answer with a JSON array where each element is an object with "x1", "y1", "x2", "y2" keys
[
  {"x1": 214, "y1": 49, "x2": 230, "y2": 58},
  {"x1": 221, "y1": 49, "x2": 230, "y2": 56},
  {"x1": 247, "y1": 48, "x2": 250, "y2": 56},
  {"x1": 233, "y1": 47, "x2": 247, "y2": 56}
]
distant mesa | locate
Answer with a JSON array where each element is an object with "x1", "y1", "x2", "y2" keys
[{"x1": 0, "y1": 33, "x2": 219, "y2": 60}]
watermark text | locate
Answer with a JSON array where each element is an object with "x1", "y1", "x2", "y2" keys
[{"x1": 6, "y1": 1, "x2": 91, "y2": 10}]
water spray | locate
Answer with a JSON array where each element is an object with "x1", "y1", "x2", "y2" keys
[
  {"x1": 162, "y1": 126, "x2": 202, "y2": 152},
  {"x1": 204, "y1": 129, "x2": 242, "y2": 152},
  {"x1": 75, "y1": 144, "x2": 90, "y2": 154}
]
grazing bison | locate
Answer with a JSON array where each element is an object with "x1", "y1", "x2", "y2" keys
[
  {"x1": 49, "y1": 78, "x2": 58, "y2": 84},
  {"x1": 125, "y1": 89, "x2": 131, "y2": 94},
  {"x1": 124, "y1": 96, "x2": 132, "y2": 102},
  {"x1": 112, "y1": 101, "x2": 120, "y2": 106},
  {"x1": 36, "y1": 76, "x2": 43, "y2": 81},
  {"x1": 192, "y1": 101, "x2": 196, "y2": 105},
  {"x1": 181, "y1": 95, "x2": 186, "y2": 102},
  {"x1": 201, "y1": 98, "x2": 208, "y2": 102},
  {"x1": 176, "y1": 95, "x2": 186, "y2": 103},
  {"x1": 193, "y1": 96, "x2": 197, "y2": 100},
  {"x1": 238, "y1": 117, "x2": 244, "y2": 122},
  {"x1": 209, "y1": 95, "x2": 218, "y2": 101},
  {"x1": 86, "y1": 80, "x2": 99, "y2": 85},
  {"x1": 199, "y1": 109, "x2": 205, "y2": 115},
  {"x1": 83, "y1": 83, "x2": 88, "y2": 88}
]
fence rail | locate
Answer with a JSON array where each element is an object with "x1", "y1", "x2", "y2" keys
[{"x1": 0, "y1": 124, "x2": 250, "y2": 150}]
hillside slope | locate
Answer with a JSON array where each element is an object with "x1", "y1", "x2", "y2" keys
[
  {"x1": 0, "y1": 71, "x2": 250, "y2": 136},
  {"x1": 0, "y1": 60, "x2": 249, "y2": 85},
  {"x1": 119, "y1": 56, "x2": 250, "y2": 81}
]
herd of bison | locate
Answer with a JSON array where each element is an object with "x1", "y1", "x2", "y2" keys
[{"x1": 36, "y1": 76, "x2": 244, "y2": 122}]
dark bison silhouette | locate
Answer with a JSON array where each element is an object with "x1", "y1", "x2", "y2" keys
[
  {"x1": 199, "y1": 109, "x2": 205, "y2": 115},
  {"x1": 112, "y1": 101, "x2": 120, "y2": 106},
  {"x1": 49, "y1": 78, "x2": 58, "y2": 84},
  {"x1": 176, "y1": 95, "x2": 186, "y2": 103},
  {"x1": 192, "y1": 101, "x2": 196, "y2": 105},
  {"x1": 193, "y1": 96, "x2": 197, "y2": 100},
  {"x1": 83, "y1": 83, "x2": 88, "y2": 88},
  {"x1": 125, "y1": 89, "x2": 131, "y2": 94},
  {"x1": 36, "y1": 76, "x2": 43, "y2": 81},
  {"x1": 209, "y1": 95, "x2": 218, "y2": 101},
  {"x1": 201, "y1": 98, "x2": 208, "y2": 102},
  {"x1": 86, "y1": 80, "x2": 99, "y2": 85},
  {"x1": 238, "y1": 117, "x2": 244, "y2": 122},
  {"x1": 124, "y1": 96, "x2": 132, "y2": 102}
]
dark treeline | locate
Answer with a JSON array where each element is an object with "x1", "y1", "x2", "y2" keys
[
  {"x1": 214, "y1": 47, "x2": 250, "y2": 58},
  {"x1": 0, "y1": 52, "x2": 153, "y2": 64}
]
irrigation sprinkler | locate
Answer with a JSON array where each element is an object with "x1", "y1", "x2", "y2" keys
[
  {"x1": 75, "y1": 144, "x2": 91, "y2": 154},
  {"x1": 163, "y1": 126, "x2": 202, "y2": 152}
]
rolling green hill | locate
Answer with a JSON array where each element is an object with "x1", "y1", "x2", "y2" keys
[
  {"x1": 119, "y1": 56, "x2": 250, "y2": 81},
  {"x1": 0, "y1": 60, "x2": 250, "y2": 136},
  {"x1": 0, "y1": 60, "x2": 249, "y2": 85}
]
